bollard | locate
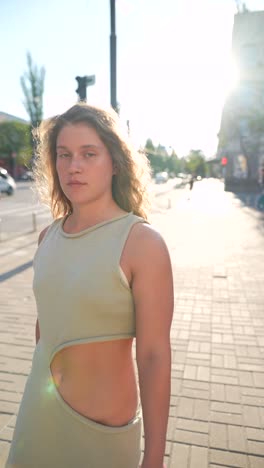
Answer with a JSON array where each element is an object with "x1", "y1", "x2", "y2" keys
[
  {"x1": 32, "y1": 212, "x2": 37, "y2": 232},
  {"x1": 167, "y1": 198, "x2": 171, "y2": 209}
]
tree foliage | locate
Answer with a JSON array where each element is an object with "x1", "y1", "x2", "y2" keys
[
  {"x1": 0, "y1": 121, "x2": 32, "y2": 169},
  {"x1": 144, "y1": 139, "x2": 208, "y2": 176},
  {"x1": 20, "y1": 52, "x2": 45, "y2": 129},
  {"x1": 144, "y1": 139, "x2": 182, "y2": 175},
  {"x1": 185, "y1": 149, "x2": 207, "y2": 176}
]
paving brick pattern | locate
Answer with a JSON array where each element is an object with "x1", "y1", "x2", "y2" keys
[{"x1": 0, "y1": 180, "x2": 264, "y2": 467}]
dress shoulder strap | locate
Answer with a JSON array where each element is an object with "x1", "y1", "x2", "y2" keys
[{"x1": 114, "y1": 213, "x2": 148, "y2": 264}]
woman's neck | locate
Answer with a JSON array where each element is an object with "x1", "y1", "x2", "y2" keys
[{"x1": 66, "y1": 202, "x2": 126, "y2": 231}]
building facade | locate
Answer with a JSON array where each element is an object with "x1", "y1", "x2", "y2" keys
[{"x1": 217, "y1": 9, "x2": 264, "y2": 192}]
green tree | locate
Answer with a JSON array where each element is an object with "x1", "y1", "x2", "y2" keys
[
  {"x1": 0, "y1": 121, "x2": 32, "y2": 173},
  {"x1": 144, "y1": 140, "x2": 184, "y2": 175},
  {"x1": 145, "y1": 138, "x2": 155, "y2": 152},
  {"x1": 167, "y1": 150, "x2": 181, "y2": 175},
  {"x1": 144, "y1": 139, "x2": 160, "y2": 174},
  {"x1": 144, "y1": 140, "x2": 171, "y2": 174},
  {"x1": 20, "y1": 52, "x2": 45, "y2": 138},
  {"x1": 185, "y1": 149, "x2": 206, "y2": 176}
]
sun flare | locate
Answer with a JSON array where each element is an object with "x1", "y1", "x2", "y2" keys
[{"x1": 226, "y1": 59, "x2": 240, "y2": 93}]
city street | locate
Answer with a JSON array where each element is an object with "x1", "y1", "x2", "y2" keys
[
  {"x1": 0, "y1": 178, "x2": 264, "y2": 467},
  {"x1": 2, "y1": 1, "x2": 264, "y2": 465},
  {"x1": 0, "y1": 182, "x2": 51, "y2": 241},
  {"x1": 0, "y1": 177, "x2": 185, "y2": 241}
]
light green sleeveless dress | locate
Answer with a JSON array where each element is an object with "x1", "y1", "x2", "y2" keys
[{"x1": 6, "y1": 212, "x2": 145, "y2": 468}]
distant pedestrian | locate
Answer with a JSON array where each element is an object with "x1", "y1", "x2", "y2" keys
[
  {"x1": 189, "y1": 175, "x2": 196, "y2": 191},
  {"x1": 5, "y1": 103, "x2": 173, "y2": 468}
]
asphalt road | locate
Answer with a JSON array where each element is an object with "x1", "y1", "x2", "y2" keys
[{"x1": 0, "y1": 182, "x2": 52, "y2": 241}]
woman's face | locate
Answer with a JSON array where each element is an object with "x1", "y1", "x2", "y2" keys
[{"x1": 56, "y1": 123, "x2": 115, "y2": 207}]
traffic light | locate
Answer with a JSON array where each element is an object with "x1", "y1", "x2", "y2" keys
[
  {"x1": 75, "y1": 75, "x2": 96, "y2": 102},
  {"x1": 75, "y1": 76, "x2": 88, "y2": 101},
  {"x1": 221, "y1": 157, "x2": 228, "y2": 166}
]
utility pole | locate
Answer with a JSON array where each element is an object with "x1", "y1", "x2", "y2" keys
[{"x1": 110, "y1": 0, "x2": 117, "y2": 112}]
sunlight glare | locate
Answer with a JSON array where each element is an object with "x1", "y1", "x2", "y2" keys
[{"x1": 227, "y1": 59, "x2": 240, "y2": 93}]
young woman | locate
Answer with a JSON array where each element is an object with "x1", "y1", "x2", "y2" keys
[{"x1": 6, "y1": 103, "x2": 173, "y2": 468}]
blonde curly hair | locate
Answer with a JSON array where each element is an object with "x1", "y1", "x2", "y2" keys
[{"x1": 33, "y1": 103, "x2": 151, "y2": 220}]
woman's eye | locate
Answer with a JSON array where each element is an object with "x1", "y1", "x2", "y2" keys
[
  {"x1": 57, "y1": 153, "x2": 69, "y2": 158},
  {"x1": 84, "y1": 153, "x2": 96, "y2": 158}
]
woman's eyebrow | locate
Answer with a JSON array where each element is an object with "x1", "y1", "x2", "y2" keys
[
  {"x1": 56, "y1": 144, "x2": 101, "y2": 150},
  {"x1": 80, "y1": 145, "x2": 101, "y2": 149},
  {"x1": 56, "y1": 145, "x2": 67, "y2": 150}
]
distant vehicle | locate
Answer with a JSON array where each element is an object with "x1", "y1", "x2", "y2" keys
[
  {"x1": 155, "y1": 171, "x2": 169, "y2": 184},
  {"x1": 0, "y1": 167, "x2": 16, "y2": 195},
  {"x1": 20, "y1": 170, "x2": 34, "y2": 181}
]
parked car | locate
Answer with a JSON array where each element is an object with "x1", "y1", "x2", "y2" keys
[
  {"x1": 155, "y1": 171, "x2": 169, "y2": 184},
  {"x1": 0, "y1": 167, "x2": 16, "y2": 195},
  {"x1": 20, "y1": 170, "x2": 34, "y2": 181},
  {"x1": 177, "y1": 173, "x2": 188, "y2": 179}
]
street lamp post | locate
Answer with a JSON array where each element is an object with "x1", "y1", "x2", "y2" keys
[{"x1": 110, "y1": 0, "x2": 117, "y2": 112}]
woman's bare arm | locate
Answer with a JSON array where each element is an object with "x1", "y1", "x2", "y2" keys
[
  {"x1": 35, "y1": 225, "x2": 50, "y2": 345},
  {"x1": 35, "y1": 320, "x2": 40, "y2": 344},
  {"x1": 130, "y1": 224, "x2": 174, "y2": 468}
]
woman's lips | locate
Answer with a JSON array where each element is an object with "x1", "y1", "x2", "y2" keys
[{"x1": 67, "y1": 181, "x2": 86, "y2": 185}]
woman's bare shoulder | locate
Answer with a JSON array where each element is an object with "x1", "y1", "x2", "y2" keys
[
  {"x1": 38, "y1": 218, "x2": 62, "y2": 246},
  {"x1": 129, "y1": 222, "x2": 169, "y2": 260},
  {"x1": 132, "y1": 221, "x2": 166, "y2": 243},
  {"x1": 38, "y1": 225, "x2": 51, "y2": 246}
]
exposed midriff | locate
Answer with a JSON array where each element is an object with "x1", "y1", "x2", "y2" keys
[{"x1": 49, "y1": 337, "x2": 139, "y2": 427}]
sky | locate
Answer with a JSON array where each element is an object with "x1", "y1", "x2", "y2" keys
[{"x1": 1, "y1": 0, "x2": 264, "y2": 158}]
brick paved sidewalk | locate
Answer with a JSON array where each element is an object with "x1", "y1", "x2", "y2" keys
[{"x1": 0, "y1": 179, "x2": 264, "y2": 467}]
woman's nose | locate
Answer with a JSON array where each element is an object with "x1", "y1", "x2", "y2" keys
[{"x1": 68, "y1": 155, "x2": 82, "y2": 173}]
